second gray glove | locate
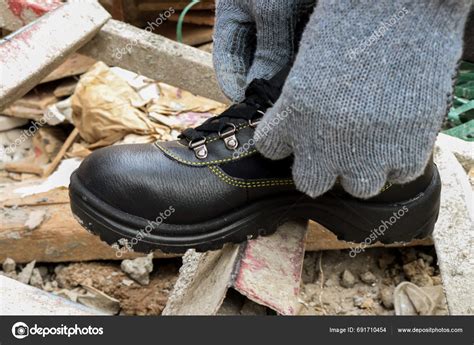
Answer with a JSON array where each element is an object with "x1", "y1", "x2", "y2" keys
[{"x1": 213, "y1": 0, "x2": 315, "y2": 102}]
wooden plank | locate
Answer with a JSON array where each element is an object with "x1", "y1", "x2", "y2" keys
[
  {"x1": 0, "y1": 189, "x2": 176, "y2": 263},
  {"x1": 305, "y1": 221, "x2": 433, "y2": 251}
]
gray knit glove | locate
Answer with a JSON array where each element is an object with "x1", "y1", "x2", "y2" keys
[
  {"x1": 213, "y1": 0, "x2": 315, "y2": 102},
  {"x1": 255, "y1": 0, "x2": 471, "y2": 199}
]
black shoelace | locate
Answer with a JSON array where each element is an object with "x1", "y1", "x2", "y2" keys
[{"x1": 179, "y1": 72, "x2": 288, "y2": 145}]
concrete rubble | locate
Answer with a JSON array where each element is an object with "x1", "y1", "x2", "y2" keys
[
  {"x1": 0, "y1": 1, "x2": 111, "y2": 108},
  {"x1": 163, "y1": 221, "x2": 307, "y2": 315},
  {"x1": 0, "y1": 275, "x2": 104, "y2": 315},
  {"x1": 120, "y1": 253, "x2": 154, "y2": 286}
]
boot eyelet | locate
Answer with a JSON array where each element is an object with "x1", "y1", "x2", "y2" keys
[
  {"x1": 248, "y1": 118, "x2": 261, "y2": 127},
  {"x1": 218, "y1": 123, "x2": 239, "y2": 150},
  {"x1": 249, "y1": 111, "x2": 264, "y2": 127},
  {"x1": 189, "y1": 137, "x2": 208, "y2": 159}
]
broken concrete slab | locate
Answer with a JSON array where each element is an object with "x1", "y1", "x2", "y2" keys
[
  {"x1": 436, "y1": 133, "x2": 474, "y2": 173},
  {"x1": 163, "y1": 221, "x2": 307, "y2": 315},
  {"x1": 432, "y1": 142, "x2": 474, "y2": 315},
  {"x1": 78, "y1": 19, "x2": 228, "y2": 104},
  {"x1": 0, "y1": 2, "x2": 110, "y2": 108},
  {"x1": 1, "y1": 4, "x2": 226, "y2": 104},
  {"x1": 0, "y1": 275, "x2": 104, "y2": 315},
  {"x1": 0, "y1": 0, "x2": 61, "y2": 32}
]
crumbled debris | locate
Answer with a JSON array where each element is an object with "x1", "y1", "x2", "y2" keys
[
  {"x1": 299, "y1": 247, "x2": 446, "y2": 316},
  {"x1": 379, "y1": 285, "x2": 394, "y2": 310},
  {"x1": 360, "y1": 271, "x2": 377, "y2": 285},
  {"x1": 121, "y1": 279, "x2": 134, "y2": 287},
  {"x1": 29, "y1": 268, "x2": 44, "y2": 288},
  {"x1": 54, "y1": 260, "x2": 179, "y2": 315},
  {"x1": 340, "y1": 269, "x2": 356, "y2": 288},
  {"x1": 353, "y1": 296, "x2": 374, "y2": 310},
  {"x1": 120, "y1": 253, "x2": 154, "y2": 285},
  {"x1": 2, "y1": 258, "x2": 16, "y2": 273},
  {"x1": 403, "y1": 259, "x2": 434, "y2": 287},
  {"x1": 17, "y1": 260, "x2": 36, "y2": 284}
]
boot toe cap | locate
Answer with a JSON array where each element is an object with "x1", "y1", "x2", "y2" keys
[{"x1": 75, "y1": 144, "x2": 171, "y2": 220}]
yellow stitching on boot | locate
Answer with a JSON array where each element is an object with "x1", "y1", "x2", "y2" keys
[
  {"x1": 208, "y1": 166, "x2": 294, "y2": 188},
  {"x1": 380, "y1": 182, "x2": 393, "y2": 193},
  {"x1": 156, "y1": 142, "x2": 257, "y2": 166}
]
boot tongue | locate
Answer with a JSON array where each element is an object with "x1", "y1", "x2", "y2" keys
[{"x1": 180, "y1": 66, "x2": 292, "y2": 142}]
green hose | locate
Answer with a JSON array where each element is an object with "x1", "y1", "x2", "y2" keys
[{"x1": 177, "y1": 0, "x2": 201, "y2": 43}]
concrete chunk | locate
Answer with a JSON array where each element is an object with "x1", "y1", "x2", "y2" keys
[
  {"x1": 78, "y1": 19, "x2": 228, "y2": 104},
  {"x1": 0, "y1": 2, "x2": 110, "y2": 108}
]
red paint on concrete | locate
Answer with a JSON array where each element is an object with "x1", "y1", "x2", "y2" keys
[
  {"x1": 6, "y1": 0, "x2": 61, "y2": 22},
  {"x1": 0, "y1": 23, "x2": 39, "y2": 63}
]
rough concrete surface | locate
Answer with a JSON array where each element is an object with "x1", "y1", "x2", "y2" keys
[
  {"x1": 0, "y1": 0, "x2": 61, "y2": 32},
  {"x1": 432, "y1": 141, "x2": 474, "y2": 314},
  {"x1": 0, "y1": 2, "x2": 111, "y2": 108},
  {"x1": 78, "y1": 19, "x2": 229, "y2": 104},
  {"x1": 0, "y1": 275, "x2": 103, "y2": 315},
  {"x1": 163, "y1": 221, "x2": 307, "y2": 315}
]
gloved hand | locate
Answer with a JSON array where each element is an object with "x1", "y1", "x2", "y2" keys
[
  {"x1": 255, "y1": 0, "x2": 471, "y2": 198},
  {"x1": 213, "y1": 0, "x2": 315, "y2": 103}
]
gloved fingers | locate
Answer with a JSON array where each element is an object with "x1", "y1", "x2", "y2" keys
[
  {"x1": 292, "y1": 154, "x2": 338, "y2": 198},
  {"x1": 254, "y1": 122, "x2": 293, "y2": 160},
  {"x1": 213, "y1": 1, "x2": 256, "y2": 102},
  {"x1": 387, "y1": 151, "x2": 432, "y2": 184},
  {"x1": 246, "y1": 0, "x2": 316, "y2": 84},
  {"x1": 254, "y1": 100, "x2": 295, "y2": 160},
  {"x1": 339, "y1": 169, "x2": 389, "y2": 199}
]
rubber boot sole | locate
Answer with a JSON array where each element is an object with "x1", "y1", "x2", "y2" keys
[{"x1": 69, "y1": 169, "x2": 441, "y2": 254}]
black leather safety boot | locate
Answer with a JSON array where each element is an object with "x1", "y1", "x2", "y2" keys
[{"x1": 69, "y1": 69, "x2": 441, "y2": 254}]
